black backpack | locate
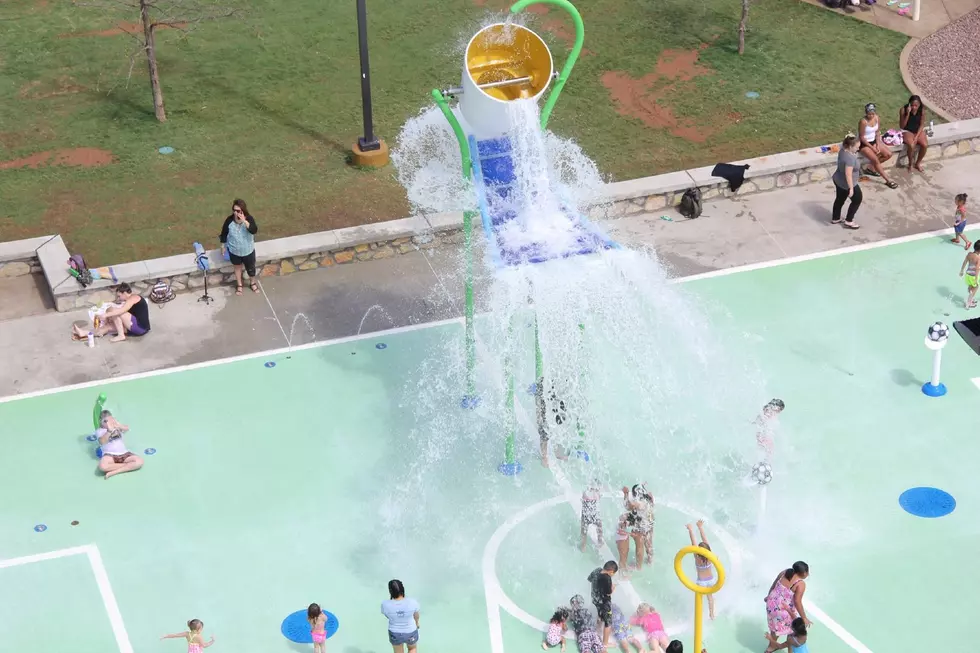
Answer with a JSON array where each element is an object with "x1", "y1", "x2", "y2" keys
[{"x1": 679, "y1": 187, "x2": 703, "y2": 219}]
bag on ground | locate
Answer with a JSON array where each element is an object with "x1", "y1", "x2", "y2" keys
[
  {"x1": 149, "y1": 280, "x2": 175, "y2": 305},
  {"x1": 679, "y1": 187, "x2": 703, "y2": 219}
]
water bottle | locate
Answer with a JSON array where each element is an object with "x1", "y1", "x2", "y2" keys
[
  {"x1": 87, "y1": 331, "x2": 95, "y2": 348},
  {"x1": 927, "y1": 120, "x2": 934, "y2": 137}
]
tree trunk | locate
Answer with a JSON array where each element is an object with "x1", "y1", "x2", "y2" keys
[
  {"x1": 738, "y1": 0, "x2": 749, "y2": 55},
  {"x1": 140, "y1": 0, "x2": 166, "y2": 121}
]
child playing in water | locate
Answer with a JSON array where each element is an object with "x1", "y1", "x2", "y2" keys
[
  {"x1": 755, "y1": 399, "x2": 785, "y2": 461},
  {"x1": 569, "y1": 595, "x2": 604, "y2": 653},
  {"x1": 308, "y1": 603, "x2": 328, "y2": 653},
  {"x1": 609, "y1": 604, "x2": 634, "y2": 652},
  {"x1": 543, "y1": 607, "x2": 569, "y2": 651},
  {"x1": 951, "y1": 193, "x2": 970, "y2": 249},
  {"x1": 160, "y1": 619, "x2": 215, "y2": 651},
  {"x1": 765, "y1": 618, "x2": 809, "y2": 653},
  {"x1": 629, "y1": 603, "x2": 669, "y2": 653},
  {"x1": 686, "y1": 520, "x2": 717, "y2": 620},
  {"x1": 614, "y1": 513, "x2": 632, "y2": 578},
  {"x1": 581, "y1": 480, "x2": 604, "y2": 551},
  {"x1": 960, "y1": 240, "x2": 980, "y2": 309}
]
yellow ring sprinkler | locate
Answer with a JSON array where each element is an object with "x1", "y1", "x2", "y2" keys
[{"x1": 673, "y1": 545, "x2": 726, "y2": 653}]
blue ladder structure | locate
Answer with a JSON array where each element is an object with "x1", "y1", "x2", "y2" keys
[{"x1": 468, "y1": 135, "x2": 617, "y2": 267}]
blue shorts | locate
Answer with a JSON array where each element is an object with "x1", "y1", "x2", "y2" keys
[
  {"x1": 388, "y1": 630, "x2": 419, "y2": 646},
  {"x1": 956, "y1": 222, "x2": 966, "y2": 234}
]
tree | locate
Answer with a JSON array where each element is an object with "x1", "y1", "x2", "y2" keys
[
  {"x1": 78, "y1": 0, "x2": 239, "y2": 122},
  {"x1": 737, "y1": 0, "x2": 750, "y2": 55}
]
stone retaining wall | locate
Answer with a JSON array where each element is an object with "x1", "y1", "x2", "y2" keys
[
  {"x1": 0, "y1": 257, "x2": 41, "y2": 278},
  {"x1": 3, "y1": 118, "x2": 979, "y2": 312}
]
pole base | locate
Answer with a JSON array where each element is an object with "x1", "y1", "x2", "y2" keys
[
  {"x1": 574, "y1": 450, "x2": 591, "y2": 462},
  {"x1": 461, "y1": 395, "x2": 481, "y2": 409},
  {"x1": 922, "y1": 382, "x2": 947, "y2": 397},
  {"x1": 351, "y1": 138, "x2": 389, "y2": 167},
  {"x1": 497, "y1": 461, "x2": 523, "y2": 476}
]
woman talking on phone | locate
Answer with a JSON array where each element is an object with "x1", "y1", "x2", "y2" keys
[{"x1": 219, "y1": 198, "x2": 259, "y2": 296}]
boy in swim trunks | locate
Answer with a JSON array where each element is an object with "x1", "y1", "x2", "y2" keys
[
  {"x1": 951, "y1": 193, "x2": 969, "y2": 249},
  {"x1": 960, "y1": 241, "x2": 980, "y2": 309},
  {"x1": 588, "y1": 561, "x2": 618, "y2": 647}
]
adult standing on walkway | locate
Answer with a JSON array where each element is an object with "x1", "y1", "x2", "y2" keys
[
  {"x1": 857, "y1": 103, "x2": 898, "y2": 189},
  {"x1": 831, "y1": 135, "x2": 864, "y2": 230},
  {"x1": 382, "y1": 579, "x2": 420, "y2": 653},
  {"x1": 219, "y1": 198, "x2": 259, "y2": 296},
  {"x1": 899, "y1": 95, "x2": 929, "y2": 172},
  {"x1": 764, "y1": 561, "x2": 811, "y2": 653}
]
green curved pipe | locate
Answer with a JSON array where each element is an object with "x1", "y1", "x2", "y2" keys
[
  {"x1": 510, "y1": 0, "x2": 584, "y2": 130},
  {"x1": 430, "y1": 88, "x2": 477, "y2": 399},
  {"x1": 430, "y1": 89, "x2": 472, "y2": 179}
]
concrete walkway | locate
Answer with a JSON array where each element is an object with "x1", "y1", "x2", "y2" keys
[
  {"x1": 2, "y1": 153, "x2": 977, "y2": 398},
  {"x1": 799, "y1": 0, "x2": 980, "y2": 38}
]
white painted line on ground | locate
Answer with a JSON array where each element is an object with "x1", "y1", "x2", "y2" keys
[
  {"x1": 670, "y1": 223, "x2": 980, "y2": 285},
  {"x1": 807, "y1": 603, "x2": 873, "y2": 653},
  {"x1": 0, "y1": 544, "x2": 91, "y2": 569},
  {"x1": 971, "y1": 377, "x2": 980, "y2": 392},
  {"x1": 86, "y1": 545, "x2": 134, "y2": 653},
  {"x1": 0, "y1": 544, "x2": 133, "y2": 653},
  {"x1": 0, "y1": 316, "x2": 465, "y2": 404}
]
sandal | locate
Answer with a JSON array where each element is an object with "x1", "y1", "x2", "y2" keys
[
  {"x1": 236, "y1": 284, "x2": 243, "y2": 296},
  {"x1": 862, "y1": 168, "x2": 880, "y2": 177},
  {"x1": 843, "y1": 221, "x2": 860, "y2": 229},
  {"x1": 886, "y1": 180, "x2": 899, "y2": 189},
  {"x1": 250, "y1": 282, "x2": 259, "y2": 293}
]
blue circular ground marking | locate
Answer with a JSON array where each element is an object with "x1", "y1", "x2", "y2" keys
[
  {"x1": 280, "y1": 609, "x2": 339, "y2": 644},
  {"x1": 95, "y1": 446, "x2": 103, "y2": 458},
  {"x1": 264, "y1": 361, "x2": 276, "y2": 368},
  {"x1": 527, "y1": 382, "x2": 538, "y2": 395},
  {"x1": 899, "y1": 487, "x2": 955, "y2": 518},
  {"x1": 144, "y1": 448, "x2": 157, "y2": 455},
  {"x1": 86, "y1": 434, "x2": 98, "y2": 442},
  {"x1": 34, "y1": 524, "x2": 47, "y2": 533},
  {"x1": 745, "y1": 91, "x2": 760, "y2": 99},
  {"x1": 158, "y1": 146, "x2": 175, "y2": 154},
  {"x1": 461, "y1": 395, "x2": 481, "y2": 409},
  {"x1": 376, "y1": 343, "x2": 387, "y2": 350}
]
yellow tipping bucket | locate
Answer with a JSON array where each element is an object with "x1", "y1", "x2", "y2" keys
[{"x1": 459, "y1": 23, "x2": 554, "y2": 138}]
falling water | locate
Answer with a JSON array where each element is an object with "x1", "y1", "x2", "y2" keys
[
  {"x1": 386, "y1": 94, "x2": 843, "y2": 634},
  {"x1": 287, "y1": 312, "x2": 315, "y2": 346},
  {"x1": 357, "y1": 304, "x2": 397, "y2": 335}
]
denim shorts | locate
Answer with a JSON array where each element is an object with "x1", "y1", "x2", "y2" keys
[{"x1": 388, "y1": 630, "x2": 419, "y2": 646}]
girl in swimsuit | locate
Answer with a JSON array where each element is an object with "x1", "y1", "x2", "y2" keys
[
  {"x1": 685, "y1": 520, "x2": 716, "y2": 619},
  {"x1": 542, "y1": 607, "x2": 569, "y2": 651},
  {"x1": 622, "y1": 484, "x2": 654, "y2": 570},
  {"x1": 764, "y1": 562, "x2": 811, "y2": 653},
  {"x1": 309, "y1": 603, "x2": 328, "y2": 652},
  {"x1": 765, "y1": 617, "x2": 809, "y2": 653},
  {"x1": 160, "y1": 619, "x2": 215, "y2": 652}
]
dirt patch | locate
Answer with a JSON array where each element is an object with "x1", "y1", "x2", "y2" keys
[
  {"x1": 18, "y1": 76, "x2": 85, "y2": 100},
  {"x1": 0, "y1": 148, "x2": 115, "y2": 170},
  {"x1": 61, "y1": 22, "x2": 187, "y2": 38},
  {"x1": 602, "y1": 45, "x2": 727, "y2": 142}
]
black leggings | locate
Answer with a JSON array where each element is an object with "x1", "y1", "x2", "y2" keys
[
  {"x1": 832, "y1": 184, "x2": 863, "y2": 223},
  {"x1": 229, "y1": 250, "x2": 257, "y2": 277}
]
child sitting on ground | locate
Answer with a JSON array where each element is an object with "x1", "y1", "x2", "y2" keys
[
  {"x1": 543, "y1": 607, "x2": 569, "y2": 651},
  {"x1": 629, "y1": 603, "x2": 669, "y2": 653}
]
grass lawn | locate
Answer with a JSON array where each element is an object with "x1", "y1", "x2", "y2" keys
[{"x1": 0, "y1": 0, "x2": 910, "y2": 264}]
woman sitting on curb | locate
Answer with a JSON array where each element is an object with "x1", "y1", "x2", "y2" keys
[{"x1": 858, "y1": 103, "x2": 898, "y2": 189}]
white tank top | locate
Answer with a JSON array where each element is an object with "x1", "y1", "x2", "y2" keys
[
  {"x1": 97, "y1": 427, "x2": 129, "y2": 455},
  {"x1": 863, "y1": 117, "x2": 878, "y2": 143}
]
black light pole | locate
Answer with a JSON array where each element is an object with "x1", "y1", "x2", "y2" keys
[{"x1": 355, "y1": 0, "x2": 380, "y2": 152}]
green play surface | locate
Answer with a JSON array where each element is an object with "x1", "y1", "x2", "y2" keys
[{"x1": 1, "y1": 233, "x2": 975, "y2": 653}]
